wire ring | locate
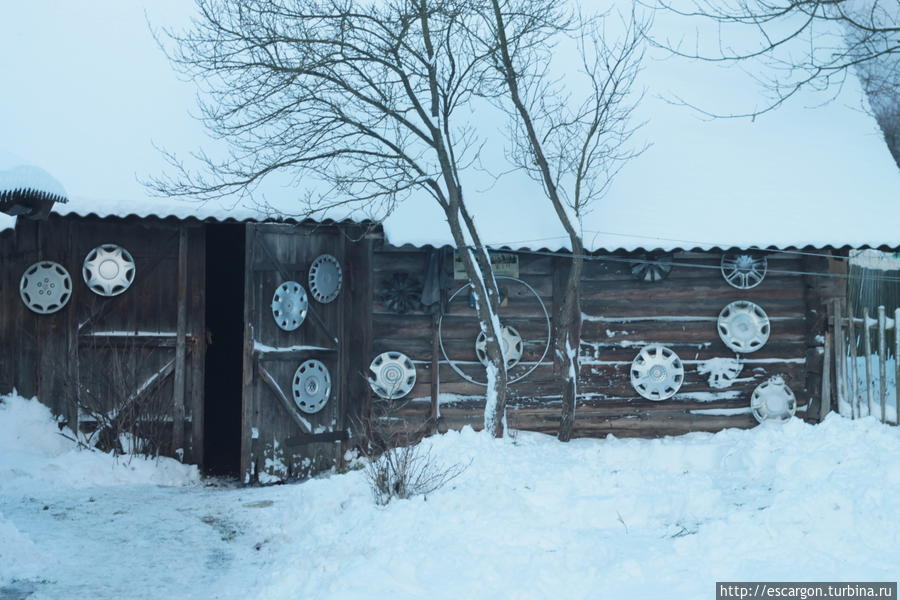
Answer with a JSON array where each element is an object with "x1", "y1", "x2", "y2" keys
[{"x1": 437, "y1": 276, "x2": 551, "y2": 387}]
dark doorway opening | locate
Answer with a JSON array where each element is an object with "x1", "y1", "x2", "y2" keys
[{"x1": 203, "y1": 223, "x2": 245, "y2": 477}]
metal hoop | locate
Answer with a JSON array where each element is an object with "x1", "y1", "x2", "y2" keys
[
  {"x1": 750, "y1": 376, "x2": 796, "y2": 423},
  {"x1": 369, "y1": 351, "x2": 417, "y2": 399},
  {"x1": 438, "y1": 276, "x2": 551, "y2": 387},
  {"x1": 630, "y1": 344, "x2": 685, "y2": 400},
  {"x1": 721, "y1": 253, "x2": 767, "y2": 289},
  {"x1": 291, "y1": 359, "x2": 331, "y2": 414},
  {"x1": 82, "y1": 244, "x2": 136, "y2": 297},
  {"x1": 271, "y1": 281, "x2": 309, "y2": 331},
  {"x1": 20, "y1": 261, "x2": 72, "y2": 314},
  {"x1": 308, "y1": 254, "x2": 342, "y2": 303},
  {"x1": 717, "y1": 301, "x2": 770, "y2": 353}
]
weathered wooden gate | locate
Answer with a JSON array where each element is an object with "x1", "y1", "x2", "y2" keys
[
  {"x1": 0, "y1": 217, "x2": 206, "y2": 461},
  {"x1": 75, "y1": 223, "x2": 206, "y2": 461},
  {"x1": 240, "y1": 223, "x2": 371, "y2": 483}
]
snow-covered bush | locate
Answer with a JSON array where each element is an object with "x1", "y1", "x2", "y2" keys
[{"x1": 365, "y1": 443, "x2": 466, "y2": 506}]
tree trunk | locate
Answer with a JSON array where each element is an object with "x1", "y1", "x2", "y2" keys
[
  {"x1": 556, "y1": 242, "x2": 584, "y2": 442},
  {"x1": 443, "y1": 202, "x2": 509, "y2": 437}
]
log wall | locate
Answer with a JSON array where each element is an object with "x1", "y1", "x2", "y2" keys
[{"x1": 371, "y1": 245, "x2": 842, "y2": 438}]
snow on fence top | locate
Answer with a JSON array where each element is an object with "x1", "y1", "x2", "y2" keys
[{"x1": 2, "y1": 1, "x2": 900, "y2": 252}]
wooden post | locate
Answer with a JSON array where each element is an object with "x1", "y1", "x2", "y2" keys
[
  {"x1": 833, "y1": 299, "x2": 846, "y2": 415},
  {"x1": 430, "y1": 311, "x2": 440, "y2": 430},
  {"x1": 848, "y1": 311, "x2": 859, "y2": 419},
  {"x1": 821, "y1": 330, "x2": 832, "y2": 421},
  {"x1": 878, "y1": 305, "x2": 887, "y2": 423},
  {"x1": 189, "y1": 227, "x2": 207, "y2": 467},
  {"x1": 895, "y1": 308, "x2": 900, "y2": 425},
  {"x1": 240, "y1": 226, "x2": 256, "y2": 483},
  {"x1": 863, "y1": 307, "x2": 874, "y2": 418},
  {"x1": 172, "y1": 226, "x2": 189, "y2": 459}
]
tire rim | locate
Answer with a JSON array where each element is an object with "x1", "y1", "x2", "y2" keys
[
  {"x1": 717, "y1": 301, "x2": 770, "y2": 353},
  {"x1": 437, "y1": 276, "x2": 550, "y2": 387},
  {"x1": 630, "y1": 344, "x2": 685, "y2": 400},
  {"x1": 721, "y1": 253, "x2": 767, "y2": 289},
  {"x1": 631, "y1": 253, "x2": 673, "y2": 282}
]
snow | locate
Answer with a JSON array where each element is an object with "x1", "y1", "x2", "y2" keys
[
  {"x1": 2, "y1": 2, "x2": 900, "y2": 251},
  {"x1": 252, "y1": 342, "x2": 331, "y2": 353},
  {"x1": 0, "y1": 394, "x2": 199, "y2": 492},
  {"x1": 3, "y1": 395, "x2": 900, "y2": 598}
]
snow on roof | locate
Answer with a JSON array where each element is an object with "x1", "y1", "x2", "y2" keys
[
  {"x1": 2, "y1": 1, "x2": 899, "y2": 251},
  {"x1": 0, "y1": 152, "x2": 67, "y2": 203}
]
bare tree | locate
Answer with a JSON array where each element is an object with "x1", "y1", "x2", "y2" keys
[
  {"x1": 856, "y1": 38, "x2": 900, "y2": 165},
  {"x1": 482, "y1": 2, "x2": 648, "y2": 440},
  {"x1": 147, "y1": 0, "x2": 515, "y2": 435},
  {"x1": 647, "y1": 0, "x2": 900, "y2": 117}
]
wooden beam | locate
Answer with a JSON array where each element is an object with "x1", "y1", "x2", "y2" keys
[
  {"x1": 878, "y1": 305, "x2": 887, "y2": 423},
  {"x1": 430, "y1": 311, "x2": 440, "y2": 429},
  {"x1": 848, "y1": 306, "x2": 859, "y2": 418},
  {"x1": 171, "y1": 226, "x2": 189, "y2": 460},
  {"x1": 256, "y1": 361, "x2": 312, "y2": 434},
  {"x1": 833, "y1": 299, "x2": 846, "y2": 416},
  {"x1": 240, "y1": 225, "x2": 256, "y2": 483},
  {"x1": 820, "y1": 330, "x2": 832, "y2": 422},
  {"x1": 895, "y1": 308, "x2": 900, "y2": 425},
  {"x1": 189, "y1": 227, "x2": 207, "y2": 468},
  {"x1": 863, "y1": 307, "x2": 874, "y2": 417}
]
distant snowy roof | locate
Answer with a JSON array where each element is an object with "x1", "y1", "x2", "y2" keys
[
  {"x1": 0, "y1": 152, "x2": 67, "y2": 223},
  {"x1": 0, "y1": 153, "x2": 67, "y2": 202},
  {"x1": 2, "y1": 1, "x2": 900, "y2": 251}
]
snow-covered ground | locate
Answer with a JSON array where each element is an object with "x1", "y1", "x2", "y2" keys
[{"x1": 2, "y1": 393, "x2": 900, "y2": 600}]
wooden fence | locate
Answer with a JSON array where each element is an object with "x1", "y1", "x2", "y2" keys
[{"x1": 826, "y1": 298, "x2": 900, "y2": 424}]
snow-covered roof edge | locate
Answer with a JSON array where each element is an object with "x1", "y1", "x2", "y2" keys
[{"x1": 4, "y1": 204, "x2": 895, "y2": 254}]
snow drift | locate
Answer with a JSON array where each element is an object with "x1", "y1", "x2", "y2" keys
[
  {"x1": 0, "y1": 393, "x2": 199, "y2": 491},
  {"x1": 2, "y1": 392, "x2": 899, "y2": 598}
]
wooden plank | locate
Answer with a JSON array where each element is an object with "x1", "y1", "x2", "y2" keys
[
  {"x1": 285, "y1": 430, "x2": 349, "y2": 447},
  {"x1": 77, "y1": 229, "x2": 180, "y2": 333},
  {"x1": 848, "y1": 307, "x2": 859, "y2": 419},
  {"x1": 240, "y1": 225, "x2": 257, "y2": 482},
  {"x1": 171, "y1": 226, "x2": 189, "y2": 459},
  {"x1": 863, "y1": 307, "x2": 874, "y2": 417},
  {"x1": 254, "y1": 347, "x2": 337, "y2": 361},
  {"x1": 832, "y1": 299, "x2": 845, "y2": 416},
  {"x1": 189, "y1": 227, "x2": 206, "y2": 467},
  {"x1": 819, "y1": 329, "x2": 831, "y2": 421},
  {"x1": 256, "y1": 361, "x2": 312, "y2": 434},
  {"x1": 430, "y1": 311, "x2": 440, "y2": 427},
  {"x1": 895, "y1": 308, "x2": 900, "y2": 425},
  {"x1": 878, "y1": 305, "x2": 887, "y2": 422},
  {"x1": 255, "y1": 232, "x2": 339, "y2": 346}
]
